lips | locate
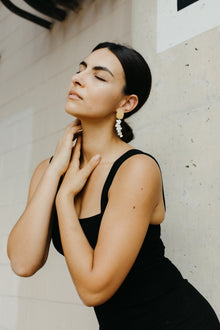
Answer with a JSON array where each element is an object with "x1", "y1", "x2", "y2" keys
[{"x1": 68, "y1": 90, "x2": 83, "y2": 100}]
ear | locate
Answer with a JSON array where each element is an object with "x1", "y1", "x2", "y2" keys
[{"x1": 118, "y1": 94, "x2": 139, "y2": 114}]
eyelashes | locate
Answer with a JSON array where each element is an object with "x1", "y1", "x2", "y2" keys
[
  {"x1": 75, "y1": 71, "x2": 106, "y2": 82},
  {"x1": 95, "y1": 76, "x2": 106, "y2": 82}
]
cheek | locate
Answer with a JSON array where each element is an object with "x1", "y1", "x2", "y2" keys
[{"x1": 87, "y1": 85, "x2": 123, "y2": 113}]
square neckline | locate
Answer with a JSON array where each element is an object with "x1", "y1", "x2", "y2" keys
[
  {"x1": 78, "y1": 148, "x2": 136, "y2": 221},
  {"x1": 78, "y1": 148, "x2": 167, "y2": 221}
]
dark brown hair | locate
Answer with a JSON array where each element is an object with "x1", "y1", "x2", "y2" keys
[{"x1": 92, "y1": 42, "x2": 152, "y2": 142}]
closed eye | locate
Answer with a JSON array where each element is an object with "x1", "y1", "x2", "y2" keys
[
  {"x1": 75, "y1": 69, "x2": 106, "y2": 81},
  {"x1": 95, "y1": 76, "x2": 106, "y2": 82}
]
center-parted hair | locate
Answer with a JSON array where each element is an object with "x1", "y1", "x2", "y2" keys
[{"x1": 92, "y1": 42, "x2": 152, "y2": 142}]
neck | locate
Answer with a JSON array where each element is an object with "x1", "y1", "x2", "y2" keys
[{"x1": 80, "y1": 118, "x2": 122, "y2": 164}]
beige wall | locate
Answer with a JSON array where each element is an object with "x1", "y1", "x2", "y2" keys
[
  {"x1": 0, "y1": 0, "x2": 219, "y2": 329},
  {"x1": 0, "y1": 1, "x2": 131, "y2": 329},
  {"x1": 130, "y1": 0, "x2": 220, "y2": 317}
]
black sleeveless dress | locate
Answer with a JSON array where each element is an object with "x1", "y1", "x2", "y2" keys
[{"x1": 50, "y1": 149, "x2": 220, "y2": 329}]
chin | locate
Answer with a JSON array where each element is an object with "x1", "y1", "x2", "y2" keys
[
  {"x1": 65, "y1": 107, "x2": 86, "y2": 122},
  {"x1": 65, "y1": 102, "x2": 80, "y2": 117}
]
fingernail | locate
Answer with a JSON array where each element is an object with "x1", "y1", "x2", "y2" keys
[{"x1": 93, "y1": 154, "x2": 101, "y2": 162}]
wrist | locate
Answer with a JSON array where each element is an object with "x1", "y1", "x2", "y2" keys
[
  {"x1": 55, "y1": 189, "x2": 75, "y2": 207},
  {"x1": 46, "y1": 164, "x2": 62, "y2": 180}
]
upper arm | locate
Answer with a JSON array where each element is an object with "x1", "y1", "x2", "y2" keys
[
  {"x1": 25, "y1": 157, "x2": 53, "y2": 266},
  {"x1": 27, "y1": 158, "x2": 51, "y2": 205},
  {"x1": 90, "y1": 155, "x2": 162, "y2": 304}
]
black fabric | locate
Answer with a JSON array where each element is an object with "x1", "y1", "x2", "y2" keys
[
  {"x1": 49, "y1": 149, "x2": 220, "y2": 329},
  {"x1": 100, "y1": 149, "x2": 166, "y2": 213},
  {"x1": 49, "y1": 155, "x2": 64, "y2": 255}
]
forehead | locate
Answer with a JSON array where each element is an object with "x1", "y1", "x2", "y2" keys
[{"x1": 84, "y1": 48, "x2": 125, "y2": 78}]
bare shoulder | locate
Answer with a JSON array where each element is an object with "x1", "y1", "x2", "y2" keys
[
  {"x1": 35, "y1": 157, "x2": 51, "y2": 172},
  {"x1": 117, "y1": 153, "x2": 162, "y2": 185},
  {"x1": 108, "y1": 152, "x2": 163, "y2": 209},
  {"x1": 27, "y1": 157, "x2": 51, "y2": 203},
  {"x1": 31, "y1": 158, "x2": 51, "y2": 182}
]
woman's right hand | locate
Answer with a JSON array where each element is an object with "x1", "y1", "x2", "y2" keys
[{"x1": 49, "y1": 119, "x2": 82, "y2": 177}]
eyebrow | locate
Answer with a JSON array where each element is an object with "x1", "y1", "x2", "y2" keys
[{"x1": 79, "y1": 60, "x2": 114, "y2": 77}]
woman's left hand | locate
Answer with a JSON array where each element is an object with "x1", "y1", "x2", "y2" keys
[{"x1": 56, "y1": 135, "x2": 101, "y2": 200}]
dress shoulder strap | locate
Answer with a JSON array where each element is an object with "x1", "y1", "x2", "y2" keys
[{"x1": 101, "y1": 149, "x2": 166, "y2": 213}]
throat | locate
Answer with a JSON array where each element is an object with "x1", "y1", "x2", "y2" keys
[{"x1": 80, "y1": 122, "x2": 121, "y2": 165}]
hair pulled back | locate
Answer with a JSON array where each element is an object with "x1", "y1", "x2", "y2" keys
[{"x1": 92, "y1": 42, "x2": 152, "y2": 142}]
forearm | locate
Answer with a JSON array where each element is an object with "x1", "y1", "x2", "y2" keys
[
  {"x1": 56, "y1": 193, "x2": 98, "y2": 304},
  {"x1": 7, "y1": 166, "x2": 61, "y2": 275}
]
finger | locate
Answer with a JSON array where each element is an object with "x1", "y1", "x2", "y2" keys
[
  {"x1": 71, "y1": 135, "x2": 82, "y2": 163},
  {"x1": 75, "y1": 135, "x2": 82, "y2": 155},
  {"x1": 67, "y1": 118, "x2": 81, "y2": 128},
  {"x1": 66, "y1": 119, "x2": 82, "y2": 132},
  {"x1": 81, "y1": 154, "x2": 101, "y2": 179},
  {"x1": 65, "y1": 125, "x2": 82, "y2": 139},
  {"x1": 73, "y1": 129, "x2": 83, "y2": 140},
  {"x1": 71, "y1": 126, "x2": 83, "y2": 141},
  {"x1": 74, "y1": 118, "x2": 81, "y2": 126},
  {"x1": 72, "y1": 118, "x2": 81, "y2": 128}
]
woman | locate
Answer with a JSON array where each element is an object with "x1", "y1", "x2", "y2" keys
[{"x1": 7, "y1": 42, "x2": 219, "y2": 329}]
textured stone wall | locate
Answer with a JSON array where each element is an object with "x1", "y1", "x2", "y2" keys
[
  {"x1": 0, "y1": 0, "x2": 219, "y2": 328},
  {"x1": 0, "y1": 1, "x2": 131, "y2": 329},
  {"x1": 130, "y1": 0, "x2": 220, "y2": 318}
]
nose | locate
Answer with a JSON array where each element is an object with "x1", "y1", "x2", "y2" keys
[{"x1": 71, "y1": 71, "x2": 85, "y2": 87}]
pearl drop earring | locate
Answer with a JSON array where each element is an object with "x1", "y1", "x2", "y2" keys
[{"x1": 115, "y1": 110, "x2": 124, "y2": 138}]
